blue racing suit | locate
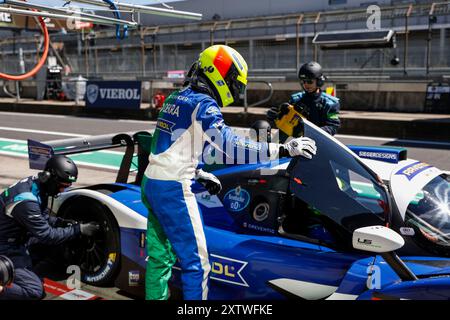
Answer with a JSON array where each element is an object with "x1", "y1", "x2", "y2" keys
[
  {"x1": 289, "y1": 90, "x2": 340, "y2": 136},
  {"x1": 0, "y1": 176, "x2": 80, "y2": 300},
  {"x1": 142, "y1": 86, "x2": 279, "y2": 300}
]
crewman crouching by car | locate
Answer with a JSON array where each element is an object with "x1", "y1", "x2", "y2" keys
[{"x1": 0, "y1": 155, "x2": 100, "y2": 300}]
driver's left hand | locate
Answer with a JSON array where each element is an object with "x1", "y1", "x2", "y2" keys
[{"x1": 195, "y1": 169, "x2": 222, "y2": 195}]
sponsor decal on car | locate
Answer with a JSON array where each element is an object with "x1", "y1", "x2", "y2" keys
[
  {"x1": 243, "y1": 222, "x2": 276, "y2": 234},
  {"x1": 139, "y1": 232, "x2": 146, "y2": 248},
  {"x1": 400, "y1": 227, "x2": 415, "y2": 236},
  {"x1": 210, "y1": 254, "x2": 249, "y2": 287},
  {"x1": 222, "y1": 186, "x2": 250, "y2": 212},
  {"x1": 358, "y1": 151, "x2": 398, "y2": 162},
  {"x1": 356, "y1": 237, "x2": 381, "y2": 249},
  {"x1": 195, "y1": 191, "x2": 223, "y2": 208},
  {"x1": 27, "y1": 140, "x2": 54, "y2": 169},
  {"x1": 395, "y1": 161, "x2": 433, "y2": 181},
  {"x1": 128, "y1": 270, "x2": 140, "y2": 287}
]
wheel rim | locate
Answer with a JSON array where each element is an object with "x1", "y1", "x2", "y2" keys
[
  {"x1": 70, "y1": 223, "x2": 108, "y2": 275},
  {"x1": 61, "y1": 200, "x2": 117, "y2": 282}
]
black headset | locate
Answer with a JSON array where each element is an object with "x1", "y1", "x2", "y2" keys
[
  {"x1": 37, "y1": 170, "x2": 52, "y2": 184},
  {"x1": 316, "y1": 74, "x2": 326, "y2": 88}
]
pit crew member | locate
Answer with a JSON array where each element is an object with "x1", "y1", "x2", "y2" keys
[
  {"x1": 267, "y1": 61, "x2": 340, "y2": 139},
  {"x1": 0, "y1": 155, "x2": 99, "y2": 300}
]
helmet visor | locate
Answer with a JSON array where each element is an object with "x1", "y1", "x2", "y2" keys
[
  {"x1": 231, "y1": 79, "x2": 246, "y2": 102},
  {"x1": 226, "y1": 64, "x2": 247, "y2": 103}
]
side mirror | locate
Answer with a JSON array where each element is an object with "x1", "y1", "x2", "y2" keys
[
  {"x1": 353, "y1": 226, "x2": 417, "y2": 281},
  {"x1": 352, "y1": 226, "x2": 404, "y2": 253}
]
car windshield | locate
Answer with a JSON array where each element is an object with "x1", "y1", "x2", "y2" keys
[
  {"x1": 405, "y1": 174, "x2": 450, "y2": 255},
  {"x1": 288, "y1": 120, "x2": 389, "y2": 234}
]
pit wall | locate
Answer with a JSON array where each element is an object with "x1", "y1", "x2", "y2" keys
[
  {"x1": 4, "y1": 80, "x2": 446, "y2": 114},
  {"x1": 245, "y1": 81, "x2": 436, "y2": 113}
]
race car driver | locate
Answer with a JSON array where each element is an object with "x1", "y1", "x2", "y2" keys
[
  {"x1": 142, "y1": 44, "x2": 317, "y2": 300},
  {"x1": 0, "y1": 155, "x2": 99, "y2": 300},
  {"x1": 267, "y1": 61, "x2": 341, "y2": 140}
]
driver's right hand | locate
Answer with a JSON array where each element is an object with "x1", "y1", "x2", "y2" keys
[{"x1": 283, "y1": 137, "x2": 317, "y2": 159}]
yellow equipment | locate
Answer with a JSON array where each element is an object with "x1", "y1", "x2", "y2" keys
[{"x1": 274, "y1": 104, "x2": 305, "y2": 137}]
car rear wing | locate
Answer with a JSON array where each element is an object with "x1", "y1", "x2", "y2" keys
[{"x1": 27, "y1": 131, "x2": 152, "y2": 185}]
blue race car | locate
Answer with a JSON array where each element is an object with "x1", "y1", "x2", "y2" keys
[{"x1": 27, "y1": 119, "x2": 450, "y2": 300}]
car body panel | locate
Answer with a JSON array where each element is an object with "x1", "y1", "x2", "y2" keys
[
  {"x1": 53, "y1": 180, "x2": 450, "y2": 300},
  {"x1": 389, "y1": 160, "x2": 443, "y2": 219},
  {"x1": 34, "y1": 123, "x2": 448, "y2": 299}
]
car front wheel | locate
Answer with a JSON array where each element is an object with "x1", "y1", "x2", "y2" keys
[{"x1": 58, "y1": 196, "x2": 121, "y2": 286}]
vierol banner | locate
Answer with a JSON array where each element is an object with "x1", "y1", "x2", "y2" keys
[{"x1": 85, "y1": 81, "x2": 142, "y2": 109}]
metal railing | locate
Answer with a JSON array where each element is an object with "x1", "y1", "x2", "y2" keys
[
  {"x1": 0, "y1": 2, "x2": 449, "y2": 80},
  {"x1": 244, "y1": 80, "x2": 274, "y2": 113}
]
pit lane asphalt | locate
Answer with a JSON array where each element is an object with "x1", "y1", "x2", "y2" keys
[
  {"x1": 0, "y1": 111, "x2": 449, "y2": 170},
  {"x1": 0, "y1": 111, "x2": 449, "y2": 300}
]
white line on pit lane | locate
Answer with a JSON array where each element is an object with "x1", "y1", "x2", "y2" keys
[
  {"x1": 0, "y1": 111, "x2": 69, "y2": 119},
  {"x1": 0, "y1": 137, "x2": 24, "y2": 143},
  {"x1": 118, "y1": 119, "x2": 156, "y2": 124},
  {"x1": 0, "y1": 111, "x2": 153, "y2": 123},
  {"x1": 0, "y1": 126, "x2": 88, "y2": 138},
  {"x1": 336, "y1": 134, "x2": 450, "y2": 147}
]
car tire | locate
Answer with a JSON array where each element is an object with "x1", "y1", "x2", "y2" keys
[{"x1": 58, "y1": 196, "x2": 121, "y2": 286}]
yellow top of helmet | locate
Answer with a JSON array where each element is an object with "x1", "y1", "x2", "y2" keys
[{"x1": 197, "y1": 45, "x2": 248, "y2": 107}]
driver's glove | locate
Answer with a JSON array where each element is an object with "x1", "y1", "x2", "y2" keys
[
  {"x1": 80, "y1": 222, "x2": 100, "y2": 237},
  {"x1": 195, "y1": 169, "x2": 222, "y2": 195},
  {"x1": 267, "y1": 103, "x2": 291, "y2": 122},
  {"x1": 280, "y1": 137, "x2": 317, "y2": 159}
]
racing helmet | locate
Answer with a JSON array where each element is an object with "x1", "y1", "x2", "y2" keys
[
  {"x1": 39, "y1": 155, "x2": 78, "y2": 196},
  {"x1": 298, "y1": 61, "x2": 326, "y2": 87},
  {"x1": 196, "y1": 45, "x2": 248, "y2": 107}
]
